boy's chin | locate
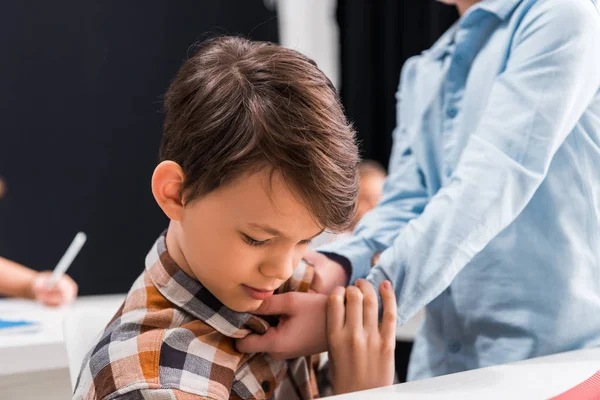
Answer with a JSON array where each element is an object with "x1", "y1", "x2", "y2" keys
[
  {"x1": 226, "y1": 298, "x2": 264, "y2": 313},
  {"x1": 244, "y1": 300, "x2": 265, "y2": 312}
]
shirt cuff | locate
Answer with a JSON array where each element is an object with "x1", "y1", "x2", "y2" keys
[{"x1": 316, "y1": 236, "x2": 376, "y2": 284}]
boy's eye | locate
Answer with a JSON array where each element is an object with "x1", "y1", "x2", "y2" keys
[
  {"x1": 298, "y1": 239, "x2": 312, "y2": 246},
  {"x1": 242, "y1": 234, "x2": 268, "y2": 247}
]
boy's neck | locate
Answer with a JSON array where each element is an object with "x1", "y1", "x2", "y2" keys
[{"x1": 164, "y1": 221, "x2": 198, "y2": 280}]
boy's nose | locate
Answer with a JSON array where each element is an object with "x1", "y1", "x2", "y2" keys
[{"x1": 260, "y1": 253, "x2": 296, "y2": 281}]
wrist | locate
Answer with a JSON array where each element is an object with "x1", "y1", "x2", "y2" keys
[
  {"x1": 319, "y1": 252, "x2": 351, "y2": 285},
  {"x1": 24, "y1": 272, "x2": 40, "y2": 299}
]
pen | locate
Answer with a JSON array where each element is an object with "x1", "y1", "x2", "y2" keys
[{"x1": 46, "y1": 232, "x2": 87, "y2": 289}]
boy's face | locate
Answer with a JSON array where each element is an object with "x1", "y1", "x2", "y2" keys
[{"x1": 170, "y1": 169, "x2": 322, "y2": 312}]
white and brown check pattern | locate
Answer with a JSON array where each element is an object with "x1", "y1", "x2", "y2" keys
[{"x1": 73, "y1": 232, "x2": 318, "y2": 400}]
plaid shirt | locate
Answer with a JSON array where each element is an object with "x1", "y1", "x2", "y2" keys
[{"x1": 73, "y1": 232, "x2": 318, "y2": 400}]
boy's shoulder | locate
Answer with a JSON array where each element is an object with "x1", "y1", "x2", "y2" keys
[{"x1": 73, "y1": 272, "x2": 284, "y2": 400}]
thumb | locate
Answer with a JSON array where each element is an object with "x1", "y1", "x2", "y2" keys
[
  {"x1": 250, "y1": 292, "x2": 295, "y2": 316},
  {"x1": 236, "y1": 328, "x2": 280, "y2": 354}
]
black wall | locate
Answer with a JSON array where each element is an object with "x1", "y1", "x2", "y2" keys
[
  {"x1": 0, "y1": 1, "x2": 278, "y2": 295},
  {"x1": 337, "y1": 1, "x2": 458, "y2": 167}
]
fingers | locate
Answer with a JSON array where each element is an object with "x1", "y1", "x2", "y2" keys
[
  {"x1": 249, "y1": 292, "x2": 295, "y2": 316},
  {"x1": 327, "y1": 286, "x2": 345, "y2": 338},
  {"x1": 56, "y1": 278, "x2": 77, "y2": 304},
  {"x1": 354, "y1": 279, "x2": 378, "y2": 330},
  {"x1": 39, "y1": 293, "x2": 66, "y2": 307},
  {"x1": 236, "y1": 328, "x2": 281, "y2": 354},
  {"x1": 32, "y1": 272, "x2": 78, "y2": 306},
  {"x1": 379, "y1": 281, "x2": 397, "y2": 342},
  {"x1": 345, "y1": 285, "x2": 363, "y2": 329}
]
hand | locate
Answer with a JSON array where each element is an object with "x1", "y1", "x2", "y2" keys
[
  {"x1": 235, "y1": 292, "x2": 328, "y2": 359},
  {"x1": 328, "y1": 279, "x2": 397, "y2": 395},
  {"x1": 304, "y1": 249, "x2": 349, "y2": 295},
  {"x1": 30, "y1": 271, "x2": 78, "y2": 306}
]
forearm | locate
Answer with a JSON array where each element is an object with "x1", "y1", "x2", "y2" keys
[
  {"x1": 0, "y1": 257, "x2": 36, "y2": 298},
  {"x1": 319, "y1": 159, "x2": 429, "y2": 282}
]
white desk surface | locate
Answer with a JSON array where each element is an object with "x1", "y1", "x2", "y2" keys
[
  {"x1": 0, "y1": 294, "x2": 125, "y2": 376},
  {"x1": 327, "y1": 347, "x2": 600, "y2": 399}
]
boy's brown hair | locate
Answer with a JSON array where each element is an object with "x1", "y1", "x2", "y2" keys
[{"x1": 160, "y1": 36, "x2": 359, "y2": 231}]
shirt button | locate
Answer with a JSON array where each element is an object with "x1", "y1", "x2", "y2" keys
[
  {"x1": 454, "y1": 54, "x2": 464, "y2": 64},
  {"x1": 448, "y1": 341, "x2": 462, "y2": 353},
  {"x1": 261, "y1": 380, "x2": 271, "y2": 393},
  {"x1": 447, "y1": 106, "x2": 459, "y2": 119}
]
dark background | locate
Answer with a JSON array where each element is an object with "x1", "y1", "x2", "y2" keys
[
  {"x1": 338, "y1": 0, "x2": 458, "y2": 165},
  {"x1": 0, "y1": 1, "x2": 456, "y2": 296}
]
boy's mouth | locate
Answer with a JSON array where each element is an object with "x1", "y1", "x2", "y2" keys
[{"x1": 242, "y1": 284, "x2": 275, "y2": 301}]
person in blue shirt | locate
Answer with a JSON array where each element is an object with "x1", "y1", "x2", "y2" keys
[{"x1": 237, "y1": 0, "x2": 600, "y2": 381}]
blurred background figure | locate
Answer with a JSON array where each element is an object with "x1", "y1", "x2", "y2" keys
[
  {"x1": 310, "y1": 160, "x2": 387, "y2": 249},
  {"x1": 352, "y1": 160, "x2": 386, "y2": 230}
]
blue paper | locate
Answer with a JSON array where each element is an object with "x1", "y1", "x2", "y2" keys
[{"x1": 0, "y1": 319, "x2": 40, "y2": 334}]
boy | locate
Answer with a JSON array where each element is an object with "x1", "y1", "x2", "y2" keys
[{"x1": 74, "y1": 36, "x2": 395, "y2": 399}]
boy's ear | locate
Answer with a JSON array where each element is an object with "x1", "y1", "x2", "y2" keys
[{"x1": 152, "y1": 161, "x2": 185, "y2": 221}]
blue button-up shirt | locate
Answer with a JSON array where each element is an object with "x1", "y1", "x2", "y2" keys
[{"x1": 319, "y1": 0, "x2": 600, "y2": 380}]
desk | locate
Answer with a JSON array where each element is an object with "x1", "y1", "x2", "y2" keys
[
  {"x1": 327, "y1": 347, "x2": 600, "y2": 399},
  {"x1": 0, "y1": 294, "x2": 125, "y2": 399},
  {"x1": 0, "y1": 298, "x2": 68, "y2": 376}
]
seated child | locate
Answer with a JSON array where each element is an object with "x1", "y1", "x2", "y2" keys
[
  {"x1": 0, "y1": 178, "x2": 78, "y2": 306},
  {"x1": 74, "y1": 36, "x2": 379, "y2": 399},
  {"x1": 0, "y1": 256, "x2": 78, "y2": 305}
]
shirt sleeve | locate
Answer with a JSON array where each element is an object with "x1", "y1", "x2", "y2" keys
[
  {"x1": 317, "y1": 61, "x2": 430, "y2": 283},
  {"x1": 366, "y1": 0, "x2": 600, "y2": 324}
]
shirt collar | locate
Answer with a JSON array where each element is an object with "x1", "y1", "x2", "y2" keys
[
  {"x1": 423, "y1": 20, "x2": 459, "y2": 60},
  {"x1": 144, "y1": 231, "x2": 271, "y2": 339},
  {"x1": 425, "y1": 0, "x2": 523, "y2": 61}
]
